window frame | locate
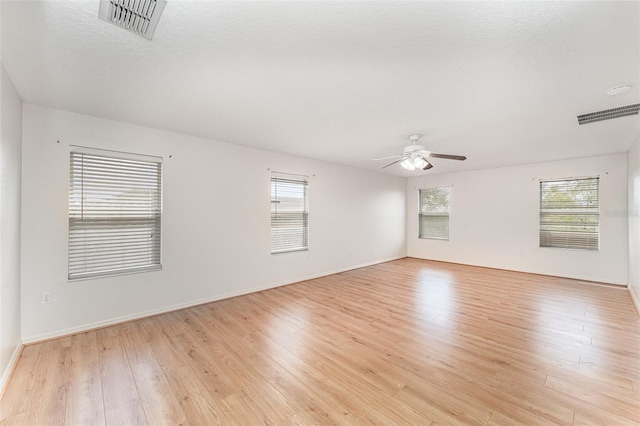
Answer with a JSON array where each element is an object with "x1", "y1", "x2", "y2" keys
[
  {"x1": 539, "y1": 176, "x2": 600, "y2": 251},
  {"x1": 68, "y1": 146, "x2": 163, "y2": 281},
  {"x1": 270, "y1": 172, "x2": 309, "y2": 254},
  {"x1": 418, "y1": 186, "x2": 451, "y2": 240}
]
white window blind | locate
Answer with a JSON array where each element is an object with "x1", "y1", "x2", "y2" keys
[
  {"x1": 539, "y1": 177, "x2": 599, "y2": 251},
  {"x1": 69, "y1": 148, "x2": 162, "y2": 280},
  {"x1": 271, "y1": 172, "x2": 308, "y2": 254},
  {"x1": 419, "y1": 187, "x2": 450, "y2": 240}
]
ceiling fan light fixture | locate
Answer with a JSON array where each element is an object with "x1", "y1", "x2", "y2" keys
[
  {"x1": 400, "y1": 158, "x2": 416, "y2": 171},
  {"x1": 413, "y1": 156, "x2": 428, "y2": 169},
  {"x1": 400, "y1": 155, "x2": 429, "y2": 171},
  {"x1": 376, "y1": 133, "x2": 466, "y2": 171}
]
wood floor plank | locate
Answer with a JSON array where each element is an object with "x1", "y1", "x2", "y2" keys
[
  {"x1": 172, "y1": 332, "x2": 241, "y2": 399},
  {"x1": 0, "y1": 411, "x2": 27, "y2": 426},
  {"x1": 2, "y1": 258, "x2": 639, "y2": 425},
  {"x1": 147, "y1": 330, "x2": 187, "y2": 373},
  {"x1": 0, "y1": 344, "x2": 43, "y2": 421},
  {"x1": 275, "y1": 332, "x2": 437, "y2": 424},
  {"x1": 27, "y1": 339, "x2": 68, "y2": 426},
  {"x1": 105, "y1": 399, "x2": 147, "y2": 426},
  {"x1": 64, "y1": 331, "x2": 105, "y2": 426},
  {"x1": 164, "y1": 365, "x2": 231, "y2": 425},
  {"x1": 96, "y1": 329, "x2": 139, "y2": 410},
  {"x1": 131, "y1": 359, "x2": 189, "y2": 426},
  {"x1": 119, "y1": 322, "x2": 156, "y2": 367},
  {"x1": 243, "y1": 345, "x2": 371, "y2": 425},
  {"x1": 545, "y1": 374, "x2": 640, "y2": 423}
]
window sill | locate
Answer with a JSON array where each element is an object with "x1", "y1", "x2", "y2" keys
[
  {"x1": 271, "y1": 248, "x2": 309, "y2": 255},
  {"x1": 68, "y1": 265, "x2": 163, "y2": 282}
]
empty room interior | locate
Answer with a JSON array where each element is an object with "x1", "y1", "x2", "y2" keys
[{"x1": 1, "y1": 1, "x2": 640, "y2": 425}]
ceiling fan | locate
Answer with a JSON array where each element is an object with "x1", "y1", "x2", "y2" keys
[{"x1": 372, "y1": 134, "x2": 467, "y2": 171}]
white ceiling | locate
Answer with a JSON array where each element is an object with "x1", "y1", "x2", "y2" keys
[{"x1": 2, "y1": 1, "x2": 639, "y2": 176}]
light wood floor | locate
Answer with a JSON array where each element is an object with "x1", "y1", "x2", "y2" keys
[{"x1": 1, "y1": 258, "x2": 639, "y2": 425}]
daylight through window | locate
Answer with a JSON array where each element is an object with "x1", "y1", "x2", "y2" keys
[
  {"x1": 539, "y1": 177, "x2": 599, "y2": 251},
  {"x1": 69, "y1": 148, "x2": 162, "y2": 280},
  {"x1": 419, "y1": 187, "x2": 450, "y2": 240},
  {"x1": 271, "y1": 172, "x2": 309, "y2": 254}
]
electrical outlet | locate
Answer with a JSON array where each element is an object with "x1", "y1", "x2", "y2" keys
[{"x1": 42, "y1": 291, "x2": 52, "y2": 304}]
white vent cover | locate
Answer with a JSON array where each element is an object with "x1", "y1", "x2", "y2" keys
[
  {"x1": 577, "y1": 103, "x2": 640, "y2": 125},
  {"x1": 99, "y1": 0, "x2": 167, "y2": 40}
]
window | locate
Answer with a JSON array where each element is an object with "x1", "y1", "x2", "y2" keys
[
  {"x1": 419, "y1": 186, "x2": 450, "y2": 240},
  {"x1": 539, "y1": 177, "x2": 599, "y2": 251},
  {"x1": 271, "y1": 172, "x2": 308, "y2": 254},
  {"x1": 69, "y1": 148, "x2": 162, "y2": 280}
]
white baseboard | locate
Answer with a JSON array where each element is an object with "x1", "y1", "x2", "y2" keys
[
  {"x1": 629, "y1": 287, "x2": 640, "y2": 317},
  {"x1": 406, "y1": 255, "x2": 627, "y2": 286},
  {"x1": 22, "y1": 256, "x2": 405, "y2": 345},
  {"x1": 0, "y1": 343, "x2": 23, "y2": 398}
]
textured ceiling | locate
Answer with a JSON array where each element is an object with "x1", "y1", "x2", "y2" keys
[{"x1": 2, "y1": 1, "x2": 639, "y2": 176}]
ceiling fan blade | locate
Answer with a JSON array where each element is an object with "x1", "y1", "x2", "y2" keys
[
  {"x1": 422, "y1": 160, "x2": 433, "y2": 170},
  {"x1": 372, "y1": 155, "x2": 402, "y2": 161},
  {"x1": 380, "y1": 159, "x2": 402, "y2": 169},
  {"x1": 426, "y1": 153, "x2": 467, "y2": 161}
]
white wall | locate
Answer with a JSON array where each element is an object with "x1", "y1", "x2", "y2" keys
[
  {"x1": 631, "y1": 2, "x2": 640, "y2": 313},
  {"x1": 628, "y1": 138, "x2": 640, "y2": 310},
  {"x1": 21, "y1": 104, "x2": 406, "y2": 341},
  {"x1": 407, "y1": 155, "x2": 628, "y2": 285},
  {"x1": 0, "y1": 65, "x2": 22, "y2": 383}
]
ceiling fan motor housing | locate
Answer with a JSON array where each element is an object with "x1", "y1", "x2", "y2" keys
[{"x1": 403, "y1": 144, "x2": 426, "y2": 153}]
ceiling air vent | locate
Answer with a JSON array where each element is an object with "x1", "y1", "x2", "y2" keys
[
  {"x1": 577, "y1": 103, "x2": 640, "y2": 125},
  {"x1": 99, "y1": 0, "x2": 167, "y2": 40}
]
